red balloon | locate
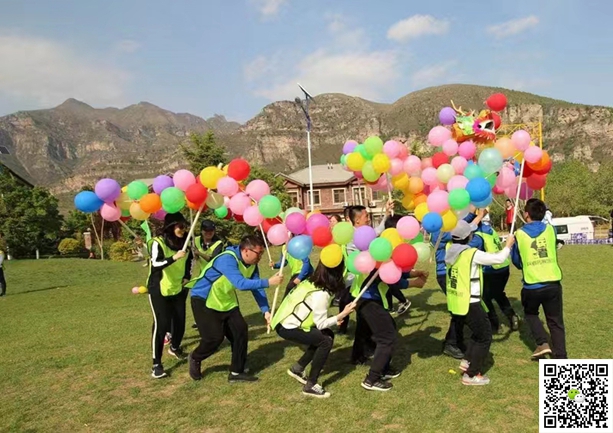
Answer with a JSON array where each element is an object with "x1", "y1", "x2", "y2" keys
[
  {"x1": 486, "y1": 93, "x2": 507, "y2": 112},
  {"x1": 120, "y1": 216, "x2": 130, "y2": 222},
  {"x1": 432, "y1": 152, "x2": 449, "y2": 169},
  {"x1": 522, "y1": 163, "x2": 534, "y2": 178},
  {"x1": 228, "y1": 159, "x2": 251, "y2": 181},
  {"x1": 491, "y1": 112, "x2": 502, "y2": 129},
  {"x1": 262, "y1": 217, "x2": 282, "y2": 234},
  {"x1": 234, "y1": 213, "x2": 244, "y2": 223},
  {"x1": 392, "y1": 244, "x2": 418, "y2": 269},
  {"x1": 186, "y1": 183, "x2": 208, "y2": 205},
  {"x1": 312, "y1": 226, "x2": 333, "y2": 247},
  {"x1": 526, "y1": 174, "x2": 547, "y2": 190},
  {"x1": 532, "y1": 158, "x2": 552, "y2": 175},
  {"x1": 224, "y1": 210, "x2": 234, "y2": 220},
  {"x1": 493, "y1": 185, "x2": 505, "y2": 195}
]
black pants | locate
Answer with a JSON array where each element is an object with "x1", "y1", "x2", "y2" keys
[
  {"x1": 148, "y1": 289, "x2": 188, "y2": 365},
  {"x1": 338, "y1": 286, "x2": 354, "y2": 333},
  {"x1": 191, "y1": 297, "x2": 249, "y2": 373},
  {"x1": 463, "y1": 302, "x2": 493, "y2": 377},
  {"x1": 483, "y1": 270, "x2": 516, "y2": 331},
  {"x1": 352, "y1": 299, "x2": 397, "y2": 382},
  {"x1": 521, "y1": 283, "x2": 567, "y2": 358},
  {"x1": 386, "y1": 283, "x2": 407, "y2": 308},
  {"x1": 284, "y1": 273, "x2": 300, "y2": 297},
  {"x1": 0, "y1": 268, "x2": 6, "y2": 296},
  {"x1": 276, "y1": 325, "x2": 334, "y2": 384},
  {"x1": 437, "y1": 274, "x2": 465, "y2": 350}
]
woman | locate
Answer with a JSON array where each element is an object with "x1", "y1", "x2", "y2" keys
[
  {"x1": 329, "y1": 214, "x2": 342, "y2": 229},
  {"x1": 272, "y1": 261, "x2": 354, "y2": 398},
  {"x1": 147, "y1": 213, "x2": 193, "y2": 379}
]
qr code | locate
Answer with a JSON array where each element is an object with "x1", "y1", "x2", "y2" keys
[{"x1": 540, "y1": 359, "x2": 612, "y2": 432}]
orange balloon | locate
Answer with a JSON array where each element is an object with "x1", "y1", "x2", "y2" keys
[
  {"x1": 413, "y1": 193, "x2": 427, "y2": 206},
  {"x1": 529, "y1": 151, "x2": 550, "y2": 171},
  {"x1": 139, "y1": 193, "x2": 162, "y2": 214},
  {"x1": 408, "y1": 177, "x2": 424, "y2": 194},
  {"x1": 187, "y1": 199, "x2": 201, "y2": 211},
  {"x1": 494, "y1": 137, "x2": 516, "y2": 159}
]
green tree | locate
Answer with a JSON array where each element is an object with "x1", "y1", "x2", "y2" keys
[
  {"x1": 63, "y1": 210, "x2": 91, "y2": 238},
  {"x1": 181, "y1": 131, "x2": 228, "y2": 173}
]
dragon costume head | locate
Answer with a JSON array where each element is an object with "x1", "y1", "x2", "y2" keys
[{"x1": 450, "y1": 101, "x2": 498, "y2": 144}]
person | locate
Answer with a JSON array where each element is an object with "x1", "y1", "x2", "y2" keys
[
  {"x1": 146, "y1": 213, "x2": 193, "y2": 379},
  {"x1": 272, "y1": 261, "x2": 355, "y2": 398},
  {"x1": 511, "y1": 198, "x2": 567, "y2": 360},
  {"x1": 0, "y1": 246, "x2": 6, "y2": 297},
  {"x1": 469, "y1": 211, "x2": 520, "y2": 333},
  {"x1": 505, "y1": 200, "x2": 514, "y2": 232},
  {"x1": 445, "y1": 220, "x2": 515, "y2": 386},
  {"x1": 542, "y1": 205, "x2": 564, "y2": 249},
  {"x1": 329, "y1": 214, "x2": 343, "y2": 229},
  {"x1": 270, "y1": 242, "x2": 313, "y2": 297},
  {"x1": 188, "y1": 235, "x2": 284, "y2": 382}
]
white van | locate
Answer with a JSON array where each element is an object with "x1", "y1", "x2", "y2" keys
[{"x1": 551, "y1": 216, "x2": 594, "y2": 243}]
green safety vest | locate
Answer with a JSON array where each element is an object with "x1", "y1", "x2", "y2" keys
[
  {"x1": 475, "y1": 230, "x2": 511, "y2": 270},
  {"x1": 446, "y1": 248, "x2": 485, "y2": 316},
  {"x1": 146, "y1": 238, "x2": 188, "y2": 297},
  {"x1": 282, "y1": 245, "x2": 303, "y2": 275},
  {"x1": 271, "y1": 281, "x2": 328, "y2": 331},
  {"x1": 516, "y1": 225, "x2": 562, "y2": 285},
  {"x1": 341, "y1": 245, "x2": 349, "y2": 278},
  {"x1": 195, "y1": 236, "x2": 223, "y2": 261},
  {"x1": 187, "y1": 250, "x2": 256, "y2": 312},
  {"x1": 0, "y1": 250, "x2": 4, "y2": 268},
  {"x1": 350, "y1": 272, "x2": 389, "y2": 310}
]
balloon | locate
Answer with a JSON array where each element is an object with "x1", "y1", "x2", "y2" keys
[
  {"x1": 494, "y1": 137, "x2": 516, "y2": 159},
  {"x1": 389, "y1": 158, "x2": 404, "y2": 176},
  {"x1": 343, "y1": 140, "x2": 358, "y2": 154},
  {"x1": 380, "y1": 228, "x2": 403, "y2": 249},
  {"x1": 284, "y1": 207, "x2": 304, "y2": 218},
  {"x1": 362, "y1": 161, "x2": 379, "y2": 182},
  {"x1": 408, "y1": 177, "x2": 424, "y2": 194},
  {"x1": 413, "y1": 193, "x2": 427, "y2": 206},
  {"x1": 414, "y1": 202, "x2": 429, "y2": 221},
  {"x1": 432, "y1": 152, "x2": 449, "y2": 169},
  {"x1": 346, "y1": 152, "x2": 365, "y2": 171},
  {"x1": 262, "y1": 217, "x2": 282, "y2": 233},
  {"x1": 312, "y1": 226, "x2": 333, "y2": 247},
  {"x1": 228, "y1": 192, "x2": 251, "y2": 215},
  {"x1": 258, "y1": 195, "x2": 282, "y2": 218},
  {"x1": 421, "y1": 157, "x2": 433, "y2": 169},
  {"x1": 186, "y1": 199, "x2": 201, "y2": 211},
  {"x1": 466, "y1": 178, "x2": 491, "y2": 203},
  {"x1": 246, "y1": 180, "x2": 271, "y2": 202},
  {"x1": 185, "y1": 183, "x2": 208, "y2": 205},
  {"x1": 355, "y1": 144, "x2": 369, "y2": 160},
  {"x1": 451, "y1": 156, "x2": 468, "y2": 175},
  {"x1": 173, "y1": 169, "x2": 196, "y2": 192},
  {"x1": 518, "y1": 183, "x2": 534, "y2": 200},
  {"x1": 524, "y1": 146, "x2": 543, "y2": 164},
  {"x1": 354, "y1": 251, "x2": 376, "y2": 274},
  {"x1": 127, "y1": 181, "x2": 149, "y2": 201},
  {"x1": 139, "y1": 193, "x2": 162, "y2": 214},
  {"x1": 497, "y1": 166, "x2": 516, "y2": 188},
  {"x1": 364, "y1": 136, "x2": 384, "y2": 156},
  {"x1": 214, "y1": 206, "x2": 228, "y2": 219},
  {"x1": 478, "y1": 148, "x2": 504, "y2": 174},
  {"x1": 285, "y1": 212, "x2": 307, "y2": 235},
  {"x1": 447, "y1": 175, "x2": 469, "y2": 191},
  {"x1": 472, "y1": 193, "x2": 493, "y2": 208},
  {"x1": 428, "y1": 126, "x2": 452, "y2": 147},
  {"x1": 353, "y1": 226, "x2": 377, "y2": 251},
  {"x1": 441, "y1": 210, "x2": 458, "y2": 232},
  {"x1": 205, "y1": 191, "x2": 225, "y2": 210},
  {"x1": 421, "y1": 167, "x2": 438, "y2": 186},
  {"x1": 243, "y1": 206, "x2": 264, "y2": 227},
  {"x1": 455, "y1": 207, "x2": 470, "y2": 219},
  {"x1": 121, "y1": 208, "x2": 130, "y2": 218},
  {"x1": 442, "y1": 139, "x2": 459, "y2": 157},
  {"x1": 287, "y1": 235, "x2": 313, "y2": 260},
  {"x1": 306, "y1": 213, "x2": 330, "y2": 235},
  {"x1": 427, "y1": 190, "x2": 450, "y2": 214},
  {"x1": 100, "y1": 203, "x2": 121, "y2": 221},
  {"x1": 379, "y1": 261, "x2": 402, "y2": 284},
  {"x1": 152, "y1": 209, "x2": 167, "y2": 220},
  {"x1": 94, "y1": 178, "x2": 121, "y2": 203},
  {"x1": 200, "y1": 166, "x2": 225, "y2": 189},
  {"x1": 129, "y1": 202, "x2": 150, "y2": 221},
  {"x1": 436, "y1": 164, "x2": 455, "y2": 184},
  {"x1": 116, "y1": 191, "x2": 132, "y2": 210},
  {"x1": 511, "y1": 130, "x2": 531, "y2": 152},
  {"x1": 346, "y1": 251, "x2": 360, "y2": 274},
  {"x1": 413, "y1": 242, "x2": 430, "y2": 263},
  {"x1": 320, "y1": 244, "x2": 343, "y2": 268},
  {"x1": 458, "y1": 140, "x2": 476, "y2": 159},
  {"x1": 369, "y1": 238, "x2": 393, "y2": 262},
  {"x1": 138, "y1": 286, "x2": 148, "y2": 294},
  {"x1": 372, "y1": 154, "x2": 391, "y2": 174},
  {"x1": 74, "y1": 191, "x2": 104, "y2": 213},
  {"x1": 401, "y1": 194, "x2": 415, "y2": 211},
  {"x1": 397, "y1": 216, "x2": 420, "y2": 240},
  {"x1": 422, "y1": 212, "x2": 443, "y2": 233},
  {"x1": 492, "y1": 185, "x2": 505, "y2": 195},
  {"x1": 383, "y1": 140, "x2": 401, "y2": 158},
  {"x1": 152, "y1": 175, "x2": 174, "y2": 195},
  {"x1": 160, "y1": 187, "x2": 185, "y2": 213},
  {"x1": 448, "y1": 188, "x2": 471, "y2": 210},
  {"x1": 332, "y1": 222, "x2": 354, "y2": 245},
  {"x1": 132, "y1": 287, "x2": 139, "y2": 294},
  {"x1": 439, "y1": 107, "x2": 456, "y2": 125},
  {"x1": 404, "y1": 155, "x2": 422, "y2": 175},
  {"x1": 392, "y1": 243, "x2": 418, "y2": 269},
  {"x1": 532, "y1": 158, "x2": 552, "y2": 175},
  {"x1": 391, "y1": 173, "x2": 409, "y2": 191},
  {"x1": 267, "y1": 224, "x2": 289, "y2": 246},
  {"x1": 227, "y1": 159, "x2": 251, "y2": 181},
  {"x1": 397, "y1": 144, "x2": 408, "y2": 159},
  {"x1": 486, "y1": 93, "x2": 507, "y2": 111},
  {"x1": 216, "y1": 176, "x2": 239, "y2": 197},
  {"x1": 464, "y1": 163, "x2": 485, "y2": 180}
]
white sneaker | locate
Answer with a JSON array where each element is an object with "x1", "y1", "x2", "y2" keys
[
  {"x1": 459, "y1": 359, "x2": 470, "y2": 373},
  {"x1": 462, "y1": 373, "x2": 490, "y2": 386}
]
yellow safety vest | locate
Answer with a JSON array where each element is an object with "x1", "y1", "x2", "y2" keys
[
  {"x1": 350, "y1": 272, "x2": 389, "y2": 310},
  {"x1": 271, "y1": 281, "x2": 325, "y2": 331},
  {"x1": 446, "y1": 248, "x2": 485, "y2": 315},
  {"x1": 146, "y1": 238, "x2": 187, "y2": 297},
  {"x1": 475, "y1": 230, "x2": 510, "y2": 270},
  {"x1": 282, "y1": 245, "x2": 303, "y2": 275},
  {"x1": 516, "y1": 225, "x2": 562, "y2": 284}
]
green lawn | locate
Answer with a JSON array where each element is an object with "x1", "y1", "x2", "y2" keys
[{"x1": 0, "y1": 246, "x2": 611, "y2": 433}]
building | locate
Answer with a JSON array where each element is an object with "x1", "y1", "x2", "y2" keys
[
  {"x1": 277, "y1": 163, "x2": 387, "y2": 224},
  {"x1": 0, "y1": 145, "x2": 35, "y2": 187}
]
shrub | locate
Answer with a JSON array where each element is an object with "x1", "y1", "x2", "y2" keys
[
  {"x1": 110, "y1": 241, "x2": 134, "y2": 262},
  {"x1": 58, "y1": 238, "x2": 81, "y2": 255}
]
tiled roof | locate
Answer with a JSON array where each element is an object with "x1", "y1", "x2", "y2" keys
[{"x1": 283, "y1": 164, "x2": 354, "y2": 186}]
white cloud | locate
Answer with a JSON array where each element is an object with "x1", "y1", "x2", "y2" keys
[
  {"x1": 486, "y1": 16, "x2": 539, "y2": 39},
  {"x1": 411, "y1": 61, "x2": 458, "y2": 87},
  {"x1": 325, "y1": 13, "x2": 368, "y2": 48},
  {"x1": 116, "y1": 39, "x2": 141, "y2": 53},
  {"x1": 0, "y1": 32, "x2": 130, "y2": 108},
  {"x1": 387, "y1": 15, "x2": 449, "y2": 43},
  {"x1": 251, "y1": 0, "x2": 287, "y2": 18}
]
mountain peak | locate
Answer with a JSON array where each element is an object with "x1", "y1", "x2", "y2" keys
[{"x1": 57, "y1": 98, "x2": 94, "y2": 111}]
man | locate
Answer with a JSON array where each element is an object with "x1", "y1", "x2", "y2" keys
[
  {"x1": 188, "y1": 235, "x2": 283, "y2": 382},
  {"x1": 0, "y1": 246, "x2": 6, "y2": 297},
  {"x1": 505, "y1": 199, "x2": 514, "y2": 231}
]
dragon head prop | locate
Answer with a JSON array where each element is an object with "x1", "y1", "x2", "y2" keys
[{"x1": 450, "y1": 102, "x2": 498, "y2": 144}]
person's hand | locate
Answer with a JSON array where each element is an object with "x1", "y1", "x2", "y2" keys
[
  {"x1": 268, "y1": 273, "x2": 284, "y2": 287},
  {"x1": 135, "y1": 237, "x2": 143, "y2": 246},
  {"x1": 182, "y1": 278, "x2": 189, "y2": 287},
  {"x1": 269, "y1": 261, "x2": 275, "y2": 269},
  {"x1": 340, "y1": 302, "x2": 355, "y2": 318},
  {"x1": 385, "y1": 199, "x2": 394, "y2": 215},
  {"x1": 411, "y1": 276, "x2": 426, "y2": 289},
  {"x1": 293, "y1": 278, "x2": 300, "y2": 285},
  {"x1": 264, "y1": 311, "x2": 271, "y2": 326},
  {"x1": 505, "y1": 234, "x2": 515, "y2": 249},
  {"x1": 173, "y1": 250, "x2": 187, "y2": 260}
]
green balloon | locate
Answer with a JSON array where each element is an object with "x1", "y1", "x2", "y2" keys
[
  {"x1": 332, "y1": 222, "x2": 354, "y2": 245},
  {"x1": 127, "y1": 181, "x2": 149, "y2": 200},
  {"x1": 464, "y1": 164, "x2": 485, "y2": 180},
  {"x1": 364, "y1": 136, "x2": 384, "y2": 156},
  {"x1": 347, "y1": 250, "x2": 360, "y2": 274},
  {"x1": 413, "y1": 241, "x2": 430, "y2": 263},
  {"x1": 163, "y1": 202, "x2": 184, "y2": 213},
  {"x1": 258, "y1": 195, "x2": 282, "y2": 218},
  {"x1": 340, "y1": 154, "x2": 347, "y2": 166},
  {"x1": 284, "y1": 207, "x2": 302, "y2": 220},
  {"x1": 355, "y1": 144, "x2": 369, "y2": 160},
  {"x1": 486, "y1": 173, "x2": 497, "y2": 188},
  {"x1": 369, "y1": 238, "x2": 392, "y2": 262},
  {"x1": 448, "y1": 189, "x2": 471, "y2": 210},
  {"x1": 362, "y1": 161, "x2": 379, "y2": 182},
  {"x1": 214, "y1": 206, "x2": 228, "y2": 219},
  {"x1": 160, "y1": 187, "x2": 185, "y2": 212},
  {"x1": 121, "y1": 208, "x2": 131, "y2": 217},
  {"x1": 409, "y1": 232, "x2": 424, "y2": 245}
]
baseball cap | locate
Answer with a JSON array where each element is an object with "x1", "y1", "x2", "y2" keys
[
  {"x1": 164, "y1": 213, "x2": 187, "y2": 229},
  {"x1": 201, "y1": 219, "x2": 216, "y2": 231},
  {"x1": 451, "y1": 220, "x2": 476, "y2": 240}
]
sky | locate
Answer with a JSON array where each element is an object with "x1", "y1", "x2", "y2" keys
[{"x1": 1, "y1": 0, "x2": 612, "y2": 122}]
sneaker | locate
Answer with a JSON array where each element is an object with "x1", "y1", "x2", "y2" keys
[
  {"x1": 188, "y1": 353, "x2": 202, "y2": 381},
  {"x1": 228, "y1": 372, "x2": 258, "y2": 383},
  {"x1": 361, "y1": 376, "x2": 393, "y2": 392},
  {"x1": 191, "y1": 323, "x2": 198, "y2": 329},
  {"x1": 287, "y1": 367, "x2": 308, "y2": 385},
  {"x1": 462, "y1": 373, "x2": 490, "y2": 386},
  {"x1": 302, "y1": 383, "x2": 330, "y2": 399},
  {"x1": 381, "y1": 368, "x2": 402, "y2": 380},
  {"x1": 151, "y1": 364, "x2": 167, "y2": 379},
  {"x1": 509, "y1": 315, "x2": 520, "y2": 332},
  {"x1": 443, "y1": 344, "x2": 465, "y2": 360},
  {"x1": 396, "y1": 300, "x2": 412, "y2": 316},
  {"x1": 164, "y1": 333, "x2": 172, "y2": 346},
  {"x1": 532, "y1": 343, "x2": 552, "y2": 359},
  {"x1": 459, "y1": 359, "x2": 470, "y2": 373},
  {"x1": 168, "y1": 346, "x2": 186, "y2": 360}
]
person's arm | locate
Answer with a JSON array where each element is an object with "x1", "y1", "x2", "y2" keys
[
  {"x1": 183, "y1": 250, "x2": 193, "y2": 281},
  {"x1": 150, "y1": 241, "x2": 175, "y2": 269},
  {"x1": 296, "y1": 258, "x2": 311, "y2": 281},
  {"x1": 249, "y1": 266, "x2": 270, "y2": 313},
  {"x1": 210, "y1": 242, "x2": 224, "y2": 259},
  {"x1": 309, "y1": 292, "x2": 339, "y2": 330},
  {"x1": 473, "y1": 248, "x2": 510, "y2": 266},
  {"x1": 374, "y1": 216, "x2": 388, "y2": 235},
  {"x1": 215, "y1": 254, "x2": 270, "y2": 290},
  {"x1": 469, "y1": 235, "x2": 484, "y2": 250},
  {"x1": 511, "y1": 243, "x2": 522, "y2": 270},
  {"x1": 0, "y1": 252, "x2": 4, "y2": 266}
]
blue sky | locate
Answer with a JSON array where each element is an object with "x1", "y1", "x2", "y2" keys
[{"x1": 1, "y1": 0, "x2": 612, "y2": 122}]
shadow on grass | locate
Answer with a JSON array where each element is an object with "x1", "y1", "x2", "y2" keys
[{"x1": 8, "y1": 285, "x2": 69, "y2": 296}]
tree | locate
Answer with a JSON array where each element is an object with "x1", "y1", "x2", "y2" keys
[
  {"x1": 63, "y1": 210, "x2": 91, "y2": 238},
  {"x1": 181, "y1": 131, "x2": 228, "y2": 173}
]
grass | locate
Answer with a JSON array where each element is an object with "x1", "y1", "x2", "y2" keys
[{"x1": 0, "y1": 246, "x2": 612, "y2": 433}]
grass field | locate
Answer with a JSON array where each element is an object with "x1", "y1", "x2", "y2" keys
[{"x1": 1, "y1": 246, "x2": 612, "y2": 433}]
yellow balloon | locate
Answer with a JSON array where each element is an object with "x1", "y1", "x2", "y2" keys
[
  {"x1": 414, "y1": 202, "x2": 429, "y2": 222},
  {"x1": 441, "y1": 210, "x2": 458, "y2": 232},
  {"x1": 121, "y1": 185, "x2": 128, "y2": 193},
  {"x1": 391, "y1": 173, "x2": 409, "y2": 191},
  {"x1": 138, "y1": 286, "x2": 148, "y2": 294},
  {"x1": 116, "y1": 191, "x2": 132, "y2": 210},
  {"x1": 346, "y1": 152, "x2": 365, "y2": 171},
  {"x1": 372, "y1": 153, "x2": 391, "y2": 174},
  {"x1": 306, "y1": 210, "x2": 321, "y2": 219},
  {"x1": 129, "y1": 202, "x2": 150, "y2": 221},
  {"x1": 200, "y1": 166, "x2": 225, "y2": 189},
  {"x1": 223, "y1": 165, "x2": 229, "y2": 174},
  {"x1": 515, "y1": 152, "x2": 524, "y2": 163},
  {"x1": 320, "y1": 244, "x2": 343, "y2": 268},
  {"x1": 401, "y1": 194, "x2": 415, "y2": 211},
  {"x1": 408, "y1": 177, "x2": 424, "y2": 194},
  {"x1": 380, "y1": 228, "x2": 403, "y2": 248}
]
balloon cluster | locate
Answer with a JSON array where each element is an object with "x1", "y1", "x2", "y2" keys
[
  {"x1": 340, "y1": 137, "x2": 407, "y2": 187},
  {"x1": 131, "y1": 286, "x2": 148, "y2": 294}
]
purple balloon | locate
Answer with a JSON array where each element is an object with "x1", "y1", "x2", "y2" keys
[
  {"x1": 343, "y1": 140, "x2": 358, "y2": 155},
  {"x1": 439, "y1": 107, "x2": 456, "y2": 126},
  {"x1": 153, "y1": 175, "x2": 174, "y2": 195},
  {"x1": 353, "y1": 226, "x2": 377, "y2": 251},
  {"x1": 94, "y1": 178, "x2": 121, "y2": 203}
]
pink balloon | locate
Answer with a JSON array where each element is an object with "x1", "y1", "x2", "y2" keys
[
  {"x1": 267, "y1": 224, "x2": 289, "y2": 246},
  {"x1": 428, "y1": 126, "x2": 452, "y2": 147},
  {"x1": 458, "y1": 140, "x2": 476, "y2": 159},
  {"x1": 173, "y1": 169, "x2": 196, "y2": 192},
  {"x1": 404, "y1": 155, "x2": 422, "y2": 176},
  {"x1": 421, "y1": 167, "x2": 438, "y2": 186},
  {"x1": 285, "y1": 212, "x2": 307, "y2": 235},
  {"x1": 152, "y1": 209, "x2": 167, "y2": 220},
  {"x1": 132, "y1": 287, "x2": 140, "y2": 294},
  {"x1": 243, "y1": 205, "x2": 264, "y2": 227},
  {"x1": 246, "y1": 179, "x2": 271, "y2": 202},
  {"x1": 524, "y1": 146, "x2": 543, "y2": 164},
  {"x1": 354, "y1": 251, "x2": 376, "y2": 274},
  {"x1": 383, "y1": 140, "x2": 401, "y2": 158},
  {"x1": 493, "y1": 185, "x2": 505, "y2": 195},
  {"x1": 518, "y1": 182, "x2": 534, "y2": 200},
  {"x1": 447, "y1": 175, "x2": 469, "y2": 191},
  {"x1": 397, "y1": 144, "x2": 409, "y2": 160},
  {"x1": 306, "y1": 213, "x2": 330, "y2": 235},
  {"x1": 397, "y1": 216, "x2": 420, "y2": 240},
  {"x1": 421, "y1": 157, "x2": 433, "y2": 169},
  {"x1": 451, "y1": 156, "x2": 468, "y2": 174},
  {"x1": 379, "y1": 261, "x2": 402, "y2": 284},
  {"x1": 223, "y1": 196, "x2": 231, "y2": 207},
  {"x1": 432, "y1": 181, "x2": 447, "y2": 192},
  {"x1": 217, "y1": 176, "x2": 239, "y2": 197},
  {"x1": 370, "y1": 175, "x2": 388, "y2": 192},
  {"x1": 511, "y1": 130, "x2": 531, "y2": 152},
  {"x1": 353, "y1": 171, "x2": 363, "y2": 179},
  {"x1": 100, "y1": 203, "x2": 121, "y2": 222},
  {"x1": 497, "y1": 166, "x2": 516, "y2": 188},
  {"x1": 427, "y1": 190, "x2": 450, "y2": 213},
  {"x1": 389, "y1": 158, "x2": 404, "y2": 176},
  {"x1": 229, "y1": 192, "x2": 251, "y2": 215},
  {"x1": 442, "y1": 139, "x2": 459, "y2": 157}
]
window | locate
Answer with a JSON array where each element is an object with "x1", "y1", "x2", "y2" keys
[
  {"x1": 371, "y1": 190, "x2": 384, "y2": 202},
  {"x1": 352, "y1": 187, "x2": 365, "y2": 205},
  {"x1": 332, "y1": 188, "x2": 346, "y2": 204},
  {"x1": 0, "y1": 146, "x2": 9, "y2": 155},
  {"x1": 307, "y1": 190, "x2": 321, "y2": 206},
  {"x1": 555, "y1": 225, "x2": 569, "y2": 235},
  {"x1": 288, "y1": 190, "x2": 299, "y2": 206}
]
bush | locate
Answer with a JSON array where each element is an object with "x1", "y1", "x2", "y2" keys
[
  {"x1": 58, "y1": 238, "x2": 81, "y2": 255},
  {"x1": 109, "y1": 241, "x2": 134, "y2": 262}
]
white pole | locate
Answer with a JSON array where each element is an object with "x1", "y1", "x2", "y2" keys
[
  {"x1": 307, "y1": 130, "x2": 314, "y2": 212},
  {"x1": 267, "y1": 248, "x2": 287, "y2": 335},
  {"x1": 510, "y1": 159, "x2": 526, "y2": 235}
]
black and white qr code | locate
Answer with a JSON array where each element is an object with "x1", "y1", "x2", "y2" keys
[{"x1": 540, "y1": 359, "x2": 612, "y2": 432}]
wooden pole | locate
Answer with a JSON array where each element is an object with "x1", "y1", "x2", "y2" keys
[
  {"x1": 429, "y1": 231, "x2": 444, "y2": 264},
  {"x1": 182, "y1": 203, "x2": 206, "y2": 252},
  {"x1": 118, "y1": 220, "x2": 139, "y2": 238},
  {"x1": 267, "y1": 248, "x2": 287, "y2": 334}
]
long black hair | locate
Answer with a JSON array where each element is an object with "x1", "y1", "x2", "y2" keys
[
  {"x1": 308, "y1": 261, "x2": 346, "y2": 295},
  {"x1": 162, "y1": 213, "x2": 187, "y2": 251}
]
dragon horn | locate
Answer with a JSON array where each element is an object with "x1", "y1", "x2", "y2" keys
[{"x1": 450, "y1": 100, "x2": 467, "y2": 116}]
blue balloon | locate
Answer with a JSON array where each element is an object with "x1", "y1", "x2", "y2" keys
[
  {"x1": 472, "y1": 193, "x2": 493, "y2": 208},
  {"x1": 422, "y1": 212, "x2": 443, "y2": 234},
  {"x1": 74, "y1": 191, "x2": 103, "y2": 213},
  {"x1": 466, "y1": 177, "x2": 491, "y2": 202},
  {"x1": 287, "y1": 235, "x2": 313, "y2": 260}
]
